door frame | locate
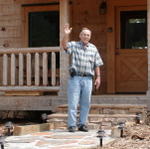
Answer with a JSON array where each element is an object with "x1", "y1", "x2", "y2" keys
[
  {"x1": 22, "y1": 4, "x2": 59, "y2": 47},
  {"x1": 106, "y1": 0, "x2": 147, "y2": 93}
]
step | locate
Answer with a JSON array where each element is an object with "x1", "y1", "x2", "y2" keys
[
  {"x1": 47, "y1": 113, "x2": 136, "y2": 121},
  {"x1": 57, "y1": 104, "x2": 147, "y2": 109},
  {"x1": 56, "y1": 104, "x2": 147, "y2": 116},
  {"x1": 47, "y1": 113, "x2": 138, "y2": 130}
]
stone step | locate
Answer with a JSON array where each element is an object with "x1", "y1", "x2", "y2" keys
[
  {"x1": 47, "y1": 113, "x2": 138, "y2": 130},
  {"x1": 57, "y1": 104, "x2": 147, "y2": 109},
  {"x1": 56, "y1": 104, "x2": 147, "y2": 116}
]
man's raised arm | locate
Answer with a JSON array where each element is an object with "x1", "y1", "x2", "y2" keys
[{"x1": 61, "y1": 24, "x2": 72, "y2": 50}]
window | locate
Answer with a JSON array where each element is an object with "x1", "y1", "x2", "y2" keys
[
  {"x1": 29, "y1": 11, "x2": 59, "y2": 47},
  {"x1": 120, "y1": 11, "x2": 147, "y2": 49}
]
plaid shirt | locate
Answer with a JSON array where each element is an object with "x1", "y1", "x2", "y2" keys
[{"x1": 66, "y1": 41, "x2": 103, "y2": 76}]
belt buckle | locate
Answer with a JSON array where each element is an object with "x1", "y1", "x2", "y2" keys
[{"x1": 80, "y1": 73, "x2": 86, "y2": 77}]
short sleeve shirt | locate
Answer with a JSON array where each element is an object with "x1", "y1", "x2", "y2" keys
[{"x1": 66, "y1": 41, "x2": 103, "y2": 76}]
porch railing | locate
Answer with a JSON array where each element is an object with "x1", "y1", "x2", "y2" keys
[{"x1": 0, "y1": 47, "x2": 60, "y2": 92}]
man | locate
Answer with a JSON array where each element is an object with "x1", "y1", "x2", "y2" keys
[{"x1": 62, "y1": 24, "x2": 103, "y2": 132}]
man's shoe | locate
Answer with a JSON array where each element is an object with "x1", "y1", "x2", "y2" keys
[
  {"x1": 78, "y1": 125, "x2": 88, "y2": 132},
  {"x1": 68, "y1": 126, "x2": 76, "y2": 132}
]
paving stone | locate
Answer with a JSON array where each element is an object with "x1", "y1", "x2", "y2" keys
[{"x1": 4, "y1": 129, "x2": 114, "y2": 149}]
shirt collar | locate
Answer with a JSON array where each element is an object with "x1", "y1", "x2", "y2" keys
[{"x1": 79, "y1": 41, "x2": 89, "y2": 47}]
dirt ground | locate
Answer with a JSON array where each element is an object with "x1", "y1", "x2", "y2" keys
[{"x1": 103, "y1": 112, "x2": 150, "y2": 149}]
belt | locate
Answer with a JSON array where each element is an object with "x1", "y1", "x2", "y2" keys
[{"x1": 72, "y1": 73, "x2": 92, "y2": 77}]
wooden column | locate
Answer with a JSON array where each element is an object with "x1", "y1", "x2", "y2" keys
[
  {"x1": 147, "y1": 0, "x2": 150, "y2": 95},
  {"x1": 106, "y1": 0, "x2": 116, "y2": 93},
  {"x1": 59, "y1": 0, "x2": 70, "y2": 95}
]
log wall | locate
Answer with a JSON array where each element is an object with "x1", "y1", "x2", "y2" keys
[
  {"x1": 71, "y1": 0, "x2": 107, "y2": 93},
  {"x1": 0, "y1": 0, "x2": 107, "y2": 93}
]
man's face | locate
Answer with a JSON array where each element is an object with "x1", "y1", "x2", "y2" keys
[{"x1": 79, "y1": 29, "x2": 91, "y2": 44}]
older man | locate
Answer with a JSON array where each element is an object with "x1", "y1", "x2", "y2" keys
[{"x1": 62, "y1": 24, "x2": 103, "y2": 132}]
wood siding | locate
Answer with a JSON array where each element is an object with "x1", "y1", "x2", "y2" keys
[
  {"x1": 71, "y1": 0, "x2": 107, "y2": 93},
  {"x1": 0, "y1": 0, "x2": 107, "y2": 94}
]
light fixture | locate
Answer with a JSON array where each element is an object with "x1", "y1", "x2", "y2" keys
[
  {"x1": 118, "y1": 122, "x2": 125, "y2": 137},
  {"x1": 0, "y1": 136, "x2": 4, "y2": 149},
  {"x1": 135, "y1": 113, "x2": 141, "y2": 124},
  {"x1": 41, "y1": 113, "x2": 48, "y2": 123},
  {"x1": 97, "y1": 129, "x2": 105, "y2": 147},
  {"x1": 99, "y1": 0, "x2": 107, "y2": 14},
  {"x1": 4, "y1": 121, "x2": 14, "y2": 136}
]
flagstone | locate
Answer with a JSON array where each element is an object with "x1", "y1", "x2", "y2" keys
[{"x1": 4, "y1": 130, "x2": 114, "y2": 149}]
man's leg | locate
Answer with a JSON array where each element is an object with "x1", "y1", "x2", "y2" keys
[
  {"x1": 79, "y1": 77, "x2": 92, "y2": 126},
  {"x1": 67, "y1": 77, "x2": 80, "y2": 128}
]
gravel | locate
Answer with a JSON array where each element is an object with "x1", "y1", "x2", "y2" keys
[{"x1": 103, "y1": 124, "x2": 150, "y2": 149}]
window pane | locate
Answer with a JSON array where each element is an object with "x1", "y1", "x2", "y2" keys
[
  {"x1": 29, "y1": 11, "x2": 59, "y2": 47},
  {"x1": 120, "y1": 11, "x2": 147, "y2": 49}
]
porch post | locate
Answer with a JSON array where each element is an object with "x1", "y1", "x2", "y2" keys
[
  {"x1": 59, "y1": 0, "x2": 70, "y2": 96},
  {"x1": 147, "y1": 0, "x2": 150, "y2": 95}
]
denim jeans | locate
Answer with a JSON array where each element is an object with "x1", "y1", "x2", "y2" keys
[{"x1": 67, "y1": 76, "x2": 93, "y2": 127}]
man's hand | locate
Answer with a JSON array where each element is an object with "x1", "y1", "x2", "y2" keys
[
  {"x1": 94, "y1": 77, "x2": 101, "y2": 90},
  {"x1": 64, "y1": 24, "x2": 72, "y2": 35},
  {"x1": 62, "y1": 24, "x2": 72, "y2": 50}
]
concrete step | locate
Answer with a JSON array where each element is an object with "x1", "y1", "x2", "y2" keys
[
  {"x1": 47, "y1": 113, "x2": 138, "y2": 130},
  {"x1": 56, "y1": 104, "x2": 147, "y2": 117}
]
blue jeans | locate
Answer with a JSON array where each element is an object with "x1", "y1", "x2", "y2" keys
[{"x1": 67, "y1": 76, "x2": 93, "y2": 127}]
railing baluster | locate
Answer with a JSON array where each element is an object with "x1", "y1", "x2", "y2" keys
[
  {"x1": 19, "y1": 53, "x2": 24, "y2": 85},
  {"x1": 43, "y1": 52, "x2": 48, "y2": 86},
  {"x1": 0, "y1": 47, "x2": 61, "y2": 92},
  {"x1": 26, "y1": 53, "x2": 32, "y2": 86},
  {"x1": 35, "y1": 52, "x2": 40, "y2": 86},
  {"x1": 51, "y1": 52, "x2": 56, "y2": 86},
  {"x1": 3, "y1": 54, "x2": 8, "y2": 85},
  {"x1": 11, "y1": 53, "x2": 16, "y2": 85}
]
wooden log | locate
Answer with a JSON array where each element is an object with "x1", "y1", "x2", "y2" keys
[
  {"x1": 13, "y1": 123, "x2": 54, "y2": 136},
  {"x1": 15, "y1": 0, "x2": 59, "y2": 5},
  {"x1": 51, "y1": 52, "x2": 56, "y2": 86},
  {"x1": 11, "y1": 53, "x2": 16, "y2": 85},
  {"x1": 0, "y1": 86, "x2": 60, "y2": 91},
  {"x1": 2, "y1": 54, "x2": 8, "y2": 85},
  {"x1": 0, "y1": 26, "x2": 20, "y2": 38},
  {"x1": 0, "y1": 47, "x2": 60, "y2": 54},
  {"x1": 19, "y1": 53, "x2": 24, "y2": 85},
  {"x1": 35, "y1": 53, "x2": 40, "y2": 86},
  {"x1": 26, "y1": 53, "x2": 31, "y2": 86},
  {"x1": 5, "y1": 91, "x2": 42, "y2": 96},
  {"x1": 43, "y1": 52, "x2": 48, "y2": 85}
]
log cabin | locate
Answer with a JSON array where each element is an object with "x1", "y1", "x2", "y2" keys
[{"x1": 0, "y1": 0, "x2": 149, "y2": 115}]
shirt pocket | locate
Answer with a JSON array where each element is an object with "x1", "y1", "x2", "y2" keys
[{"x1": 87, "y1": 57, "x2": 95, "y2": 68}]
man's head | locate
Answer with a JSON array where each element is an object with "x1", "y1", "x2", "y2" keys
[{"x1": 79, "y1": 27, "x2": 91, "y2": 45}]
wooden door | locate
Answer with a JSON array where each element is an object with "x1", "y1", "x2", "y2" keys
[
  {"x1": 107, "y1": 0, "x2": 148, "y2": 93},
  {"x1": 115, "y1": 6, "x2": 147, "y2": 93}
]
